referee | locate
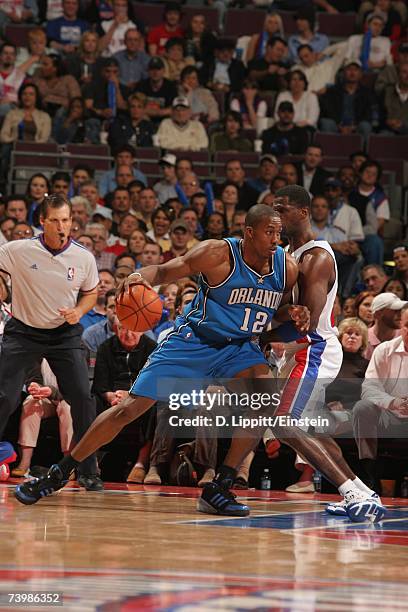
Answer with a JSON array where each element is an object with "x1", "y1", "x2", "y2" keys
[{"x1": 0, "y1": 193, "x2": 102, "y2": 490}]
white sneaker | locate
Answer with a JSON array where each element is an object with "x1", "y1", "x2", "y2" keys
[
  {"x1": 344, "y1": 490, "x2": 386, "y2": 523},
  {"x1": 326, "y1": 493, "x2": 381, "y2": 517}
]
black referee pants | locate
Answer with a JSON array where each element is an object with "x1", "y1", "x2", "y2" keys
[{"x1": 0, "y1": 318, "x2": 97, "y2": 475}]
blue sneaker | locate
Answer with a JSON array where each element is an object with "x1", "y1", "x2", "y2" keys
[
  {"x1": 326, "y1": 492, "x2": 381, "y2": 517},
  {"x1": 197, "y1": 482, "x2": 250, "y2": 516},
  {"x1": 345, "y1": 490, "x2": 386, "y2": 523},
  {"x1": 14, "y1": 465, "x2": 67, "y2": 505}
]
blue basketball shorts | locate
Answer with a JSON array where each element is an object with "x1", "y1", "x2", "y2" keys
[{"x1": 129, "y1": 320, "x2": 268, "y2": 401}]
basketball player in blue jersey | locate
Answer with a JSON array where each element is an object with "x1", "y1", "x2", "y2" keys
[
  {"x1": 200, "y1": 185, "x2": 385, "y2": 522},
  {"x1": 15, "y1": 204, "x2": 309, "y2": 507}
]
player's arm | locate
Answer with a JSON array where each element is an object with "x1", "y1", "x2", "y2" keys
[
  {"x1": 122, "y1": 240, "x2": 229, "y2": 291},
  {"x1": 261, "y1": 254, "x2": 309, "y2": 345},
  {"x1": 296, "y1": 249, "x2": 334, "y2": 334}
]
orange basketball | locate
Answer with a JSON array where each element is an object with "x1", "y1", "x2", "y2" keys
[{"x1": 116, "y1": 284, "x2": 163, "y2": 332}]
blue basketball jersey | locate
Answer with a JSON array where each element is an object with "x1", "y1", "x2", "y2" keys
[{"x1": 183, "y1": 238, "x2": 286, "y2": 342}]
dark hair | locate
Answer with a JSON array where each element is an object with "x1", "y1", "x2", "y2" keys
[
  {"x1": 151, "y1": 207, "x2": 173, "y2": 225},
  {"x1": 128, "y1": 179, "x2": 145, "y2": 190},
  {"x1": 288, "y1": 69, "x2": 308, "y2": 90},
  {"x1": 51, "y1": 171, "x2": 70, "y2": 185},
  {"x1": 26, "y1": 173, "x2": 50, "y2": 199},
  {"x1": 297, "y1": 43, "x2": 314, "y2": 55},
  {"x1": 271, "y1": 175, "x2": 288, "y2": 189},
  {"x1": 350, "y1": 150, "x2": 368, "y2": 162},
  {"x1": 220, "y1": 181, "x2": 239, "y2": 199},
  {"x1": 47, "y1": 54, "x2": 65, "y2": 77},
  {"x1": 72, "y1": 163, "x2": 94, "y2": 178},
  {"x1": 18, "y1": 82, "x2": 42, "y2": 109},
  {"x1": 165, "y1": 37, "x2": 185, "y2": 53},
  {"x1": 267, "y1": 36, "x2": 287, "y2": 48},
  {"x1": 224, "y1": 110, "x2": 243, "y2": 129},
  {"x1": 105, "y1": 288, "x2": 117, "y2": 304},
  {"x1": 114, "y1": 144, "x2": 136, "y2": 158},
  {"x1": 180, "y1": 65, "x2": 199, "y2": 81},
  {"x1": 204, "y1": 211, "x2": 228, "y2": 237},
  {"x1": 176, "y1": 157, "x2": 194, "y2": 170},
  {"x1": 0, "y1": 42, "x2": 16, "y2": 54},
  {"x1": 275, "y1": 185, "x2": 311, "y2": 209},
  {"x1": 67, "y1": 96, "x2": 85, "y2": 116},
  {"x1": 246, "y1": 203, "x2": 280, "y2": 228},
  {"x1": 307, "y1": 143, "x2": 323, "y2": 154},
  {"x1": 383, "y1": 277, "x2": 408, "y2": 300},
  {"x1": 359, "y1": 159, "x2": 382, "y2": 181},
  {"x1": 40, "y1": 193, "x2": 72, "y2": 219},
  {"x1": 5, "y1": 195, "x2": 28, "y2": 210},
  {"x1": 113, "y1": 186, "x2": 130, "y2": 195},
  {"x1": 114, "y1": 251, "x2": 137, "y2": 268},
  {"x1": 99, "y1": 268, "x2": 115, "y2": 279},
  {"x1": 164, "y1": 1, "x2": 182, "y2": 15}
]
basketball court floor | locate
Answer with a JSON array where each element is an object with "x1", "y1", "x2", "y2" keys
[{"x1": 1, "y1": 480, "x2": 408, "y2": 611}]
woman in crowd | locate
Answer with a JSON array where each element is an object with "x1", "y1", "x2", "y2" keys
[
  {"x1": 202, "y1": 211, "x2": 228, "y2": 240},
  {"x1": 127, "y1": 228, "x2": 147, "y2": 266},
  {"x1": 0, "y1": 83, "x2": 51, "y2": 187},
  {"x1": 184, "y1": 13, "x2": 217, "y2": 69},
  {"x1": 146, "y1": 208, "x2": 172, "y2": 252},
  {"x1": 64, "y1": 31, "x2": 103, "y2": 88},
  {"x1": 0, "y1": 83, "x2": 51, "y2": 144},
  {"x1": 230, "y1": 79, "x2": 267, "y2": 130},
  {"x1": 26, "y1": 173, "x2": 50, "y2": 228},
  {"x1": 178, "y1": 66, "x2": 220, "y2": 124},
  {"x1": 52, "y1": 97, "x2": 100, "y2": 144},
  {"x1": 382, "y1": 278, "x2": 407, "y2": 300},
  {"x1": 342, "y1": 296, "x2": 357, "y2": 318},
  {"x1": 274, "y1": 70, "x2": 319, "y2": 129},
  {"x1": 217, "y1": 182, "x2": 240, "y2": 230},
  {"x1": 33, "y1": 55, "x2": 81, "y2": 117},
  {"x1": 355, "y1": 291, "x2": 374, "y2": 326}
]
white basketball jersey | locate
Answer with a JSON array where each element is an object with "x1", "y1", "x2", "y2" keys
[{"x1": 291, "y1": 239, "x2": 338, "y2": 342}]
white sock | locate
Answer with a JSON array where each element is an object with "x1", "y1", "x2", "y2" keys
[
  {"x1": 338, "y1": 479, "x2": 359, "y2": 497},
  {"x1": 134, "y1": 462, "x2": 144, "y2": 469},
  {"x1": 353, "y1": 476, "x2": 374, "y2": 495}
]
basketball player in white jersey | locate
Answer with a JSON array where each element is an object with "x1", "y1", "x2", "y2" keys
[{"x1": 265, "y1": 185, "x2": 385, "y2": 519}]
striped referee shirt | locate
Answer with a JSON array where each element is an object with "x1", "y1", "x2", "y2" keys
[{"x1": 0, "y1": 235, "x2": 99, "y2": 329}]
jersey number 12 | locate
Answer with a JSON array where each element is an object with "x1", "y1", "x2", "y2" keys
[{"x1": 240, "y1": 308, "x2": 268, "y2": 333}]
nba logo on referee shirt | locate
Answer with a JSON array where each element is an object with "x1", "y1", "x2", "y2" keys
[{"x1": 67, "y1": 267, "x2": 75, "y2": 281}]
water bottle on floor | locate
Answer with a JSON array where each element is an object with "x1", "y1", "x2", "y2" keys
[
  {"x1": 313, "y1": 471, "x2": 322, "y2": 493},
  {"x1": 260, "y1": 468, "x2": 271, "y2": 490}
]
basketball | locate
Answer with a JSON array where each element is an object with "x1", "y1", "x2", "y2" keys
[{"x1": 116, "y1": 284, "x2": 163, "y2": 332}]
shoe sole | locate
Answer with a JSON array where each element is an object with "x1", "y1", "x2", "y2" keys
[
  {"x1": 347, "y1": 501, "x2": 387, "y2": 523},
  {"x1": 196, "y1": 497, "x2": 250, "y2": 517},
  {"x1": 14, "y1": 486, "x2": 39, "y2": 505}
]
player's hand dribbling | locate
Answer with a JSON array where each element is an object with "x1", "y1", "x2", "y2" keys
[
  {"x1": 119, "y1": 272, "x2": 152, "y2": 296},
  {"x1": 289, "y1": 305, "x2": 310, "y2": 334},
  {"x1": 58, "y1": 307, "x2": 82, "y2": 325}
]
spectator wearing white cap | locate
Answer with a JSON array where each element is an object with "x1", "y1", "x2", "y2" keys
[
  {"x1": 153, "y1": 153, "x2": 178, "y2": 205},
  {"x1": 393, "y1": 245, "x2": 408, "y2": 290},
  {"x1": 365, "y1": 292, "x2": 405, "y2": 360},
  {"x1": 155, "y1": 96, "x2": 209, "y2": 151},
  {"x1": 352, "y1": 304, "x2": 408, "y2": 492}
]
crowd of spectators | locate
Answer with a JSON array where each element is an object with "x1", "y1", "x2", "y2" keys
[{"x1": 0, "y1": 0, "x2": 407, "y2": 493}]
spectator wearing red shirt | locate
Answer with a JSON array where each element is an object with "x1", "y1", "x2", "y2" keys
[{"x1": 147, "y1": 2, "x2": 184, "y2": 57}]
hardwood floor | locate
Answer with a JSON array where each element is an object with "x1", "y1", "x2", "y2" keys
[{"x1": 0, "y1": 482, "x2": 408, "y2": 610}]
